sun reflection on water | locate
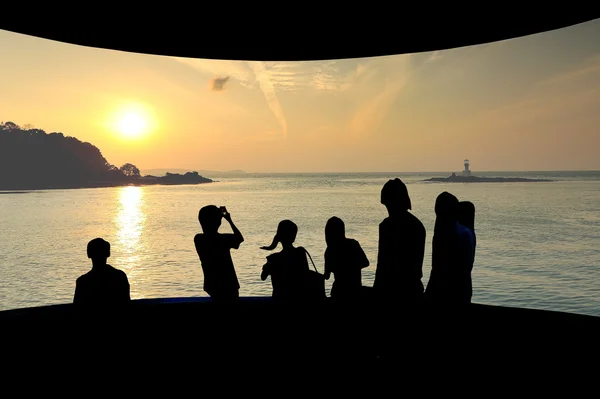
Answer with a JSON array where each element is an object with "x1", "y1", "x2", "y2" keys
[{"x1": 114, "y1": 186, "x2": 146, "y2": 272}]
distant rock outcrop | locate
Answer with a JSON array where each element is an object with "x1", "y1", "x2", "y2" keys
[
  {"x1": 0, "y1": 121, "x2": 213, "y2": 190},
  {"x1": 140, "y1": 172, "x2": 212, "y2": 185},
  {"x1": 142, "y1": 168, "x2": 247, "y2": 177},
  {"x1": 423, "y1": 172, "x2": 554, "y2": 183}
]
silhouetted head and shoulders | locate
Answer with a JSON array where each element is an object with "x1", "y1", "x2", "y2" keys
[
  {"x1": 261, "y1": 220, "x2": 307, "y2": 267},
  {"x1": 324, "y1": 216, "x2": 369, "y2": 298},
  {"x1": 434, "y1": 193, "x2": 474, "y2": 245},
  {"x1": 379, "y1": 178, "x2": 425, "y2": 235},
  {"x1": 324, "y1": 217, "x2": 368, "y2": 271},
  {"x1": 260, "y1": 220, "x2": 310, "y2": 300},
  {"x1": 325, "y1": 217, "x2": 364, "y2": 252},
  {"x1": 194, "y1": 205, "x2": 243, "y2": 248},
  {"x1": 457, "y1": 201, "x2": 475, "y2": 231},
  {"x1": 432, "y1": 191, "x2": 467, "y2": 251},
  {"x1": 434, "y1": 192, "x2": 459, "y2": 225},
  {"x1": 194, "y1": 205, "x2": 243, "y2": 299},
  {"x1": 73, "y1": 238, "x2": 130, "y2": 306}
]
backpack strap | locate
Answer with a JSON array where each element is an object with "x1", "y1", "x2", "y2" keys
[{"x1": 302, "y1": 247, "x2": 319, "y2": 273}]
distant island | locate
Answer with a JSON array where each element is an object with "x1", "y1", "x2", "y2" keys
[
  {"x1": 0, "y1": 121, "x2": 213, "y2": 190},
  {"x1": 423, "y1": 160, "x2": 554, "y2": 183},
  {"x1": 142, "y1": 168, "x2": 247, "y2": 177},
  {"x1": 424, "y1": 173, "x2": 554, "y2": 183}
]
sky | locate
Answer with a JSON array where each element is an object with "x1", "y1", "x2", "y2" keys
[{"x1": 0, "y1": 20, "x2": 599, "y2": 173}]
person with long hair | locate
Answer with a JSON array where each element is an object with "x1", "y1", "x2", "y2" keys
[
  {"x1": 324, "y1": 216, "x2": 370, "y2": 301},
  {"x1": 374, "y1": 178, "x2": 426, "y2": 305},
  {"x1": 260, "y1": 220, "x2": 311, "y2": 302}
]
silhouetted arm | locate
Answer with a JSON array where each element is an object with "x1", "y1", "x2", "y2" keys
[
  {"x1": 324, "y1": 248, "x2": 331, "y2": 280},
  {"x1": 261, "y1": 263, "x2": 270, "y2": 281},
  {"x1": 73, "y1": 280, "x2": 81, "y2": 304},
  {"x1": 461, "y1": 229, "x2": 475, "y2": 271},
  {"x1": 194, "y1": 234, "x2": 202, "y2": 257},
  {"x1": 124, "y1": 275, "x2": 131, "y2": 301},
  {"x1": 374, "y1": 223, "x2": 387, "y2": 289},
  {"x1": 355, "y1": 240, "x2": 370, "y2": 269},
  {"x1": 224, "y1": 212, "x2": 244, "y2": 248},
  {"x1": 417, "y1": 224, "x2": 426, "y2": 279}
]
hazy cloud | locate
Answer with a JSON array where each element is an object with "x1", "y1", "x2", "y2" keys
[
  {"x1": 348, "y1": 55, "x2": 412, "y2": 140},
  {"x1": 261, "y1": 61, "x2": 350, "y2": 92},
  {"x1": 169, "y1": 57, "x2": 380, "y2": 141},
  {"x1": 172, "y1": 57, "x2": 290, "y2": 138},
  {"x1": 247, "y1": 61, "x2": 288, "y2": 139},
  {"x1": 173, "y1": 57, "x2": 256, "y2": 89},
  {"x1": 211, "y1": 76, "x2": 230, "y2": 91},
  {"x1": 174, "y1": 57, "x2": 361, "y2": 93}
]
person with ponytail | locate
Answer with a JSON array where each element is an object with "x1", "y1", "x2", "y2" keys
[{"x1": 260, "y1": 220, "x2": 311, "y2": 302}]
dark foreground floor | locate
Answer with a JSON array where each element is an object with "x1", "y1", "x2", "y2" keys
[{"x1": 1, "y1": 297, "x2": 598, "y2": 390}]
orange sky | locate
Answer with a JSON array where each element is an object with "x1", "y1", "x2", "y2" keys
[{"x1": 1, "y1": 20, "x2": 600, "y2": 173}]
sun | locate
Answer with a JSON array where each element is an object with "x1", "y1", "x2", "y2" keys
[
  {"x1": 109, "y1": 102, "x2": 155, "y2": 140},
  {"x1": 118, "y1": 112, "x2": 147, "y2": 138}
]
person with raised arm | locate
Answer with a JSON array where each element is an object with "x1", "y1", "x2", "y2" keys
[{"x1": 194, "y1": 205, "x2": 244, "y2": 302}]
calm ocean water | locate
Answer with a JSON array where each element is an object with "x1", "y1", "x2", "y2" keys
[{"x1": 1, "y1": 171, "x2": 599, "y2": 316}]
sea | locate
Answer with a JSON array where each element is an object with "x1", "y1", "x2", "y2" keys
[{"x1": 1, "y1": 171, "x2": 599, "y2": 317}]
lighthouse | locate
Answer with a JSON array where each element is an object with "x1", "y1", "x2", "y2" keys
[{"x1": 463, "y1": 159, "x2": 471, "y2": 176}]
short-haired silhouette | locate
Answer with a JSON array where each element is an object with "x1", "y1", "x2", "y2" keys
[
  {"x1": 324, "y1": 216, "x2": 370, "y2": 300},
  {"x1": 194, "y1": 205, "x2": 244, "y2": 302},
  {"x1": 458, "y1": 201, "x2": 476, "y2": 303},
  {"x1": 260, "y1": 220, "x2": 310, "y2": 302},
  {"x1": 374, "y1": 178, "x2": 426, "y2": 304},
  {"x1": 425, "y1": 192, "x2": 474, "y2": 305},
  {"x1": 73, "y1": 238, "x2": 131, "y2": 306}
]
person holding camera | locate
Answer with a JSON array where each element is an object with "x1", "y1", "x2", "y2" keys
[{"x1": 194, "y1": 205, "x2": 244, "y2": 302}]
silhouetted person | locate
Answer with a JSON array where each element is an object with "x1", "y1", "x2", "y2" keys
[
  {"x1": 458, "y1": 201, "x2": 476, "y2": 303},
  {"x1": 374, "y1": 178, "x2": 426, "y2": 305},
  {"x1": 74, "y1": 238, "x2": 131, "y2": 306},
  {"x1": 425, "y1": 192, "x2": 474, "y2": 305},
  {"x1": 194, "y1": 205, "x2": 244, "y2": 302},
  {"x1": 324, "y1": 216, "x2": 369, "y2": 300},
  {"x1": 260, "y1": 220, "x2": 310, "y2": 302}
]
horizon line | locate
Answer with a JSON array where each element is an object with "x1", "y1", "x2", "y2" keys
[{"x1": 141, "y1": 168, "x2": 600, "y2": 174}]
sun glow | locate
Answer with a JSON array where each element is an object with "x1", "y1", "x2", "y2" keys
[
  {"x1": 111, "y1": 103, "x2": 154, "y2": 140},
  {"x1": 119, "y1": 112, "x2": 147, "y2": 137}
]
